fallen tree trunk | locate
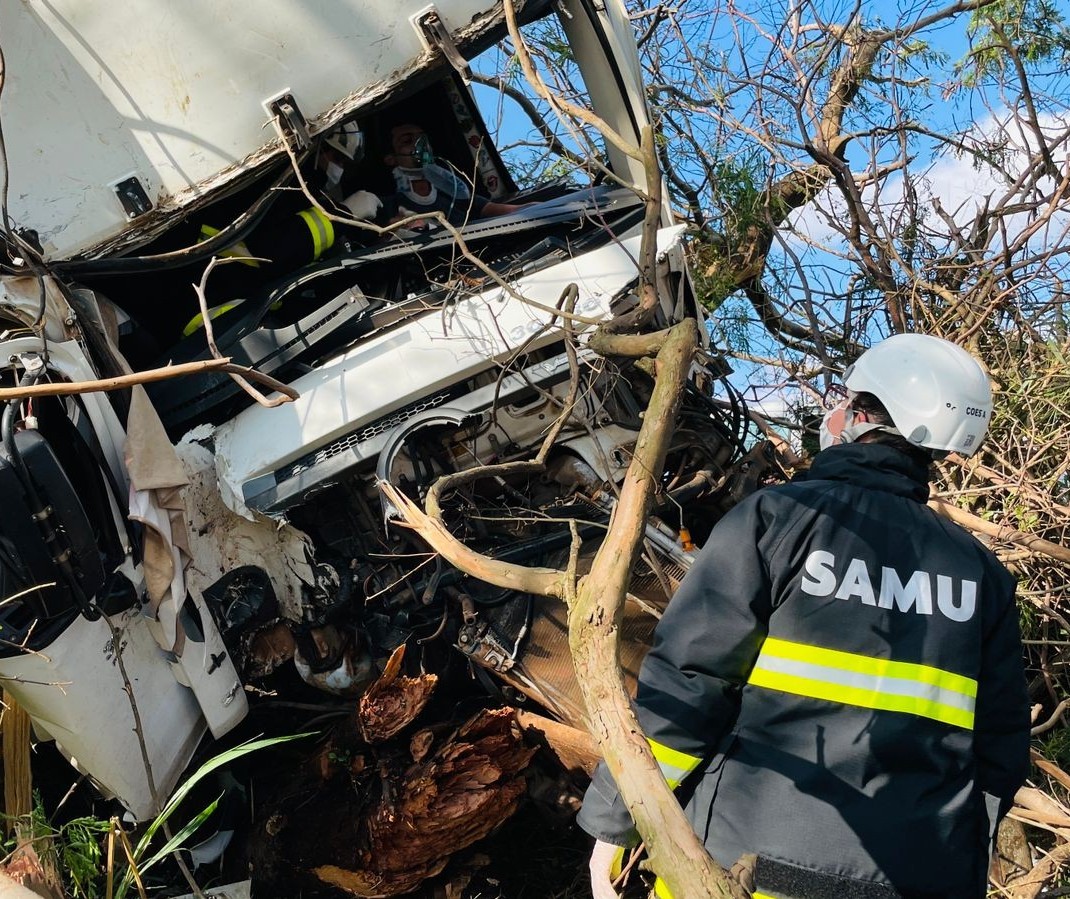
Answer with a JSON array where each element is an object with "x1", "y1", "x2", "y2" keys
[
  {"x1": 569, "y1": 321, "x2": 748, "y2": 899},
  {"x1": 381, "y1": 321, "x2": 748, "y2": 897}
]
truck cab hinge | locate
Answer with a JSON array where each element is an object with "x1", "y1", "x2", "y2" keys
[
  {"x1": 265, "y1": 92, "x2": 311, "y2": 153},
  {"x1": 412, "y1": 7, "x2": 472, "y2": 82}
]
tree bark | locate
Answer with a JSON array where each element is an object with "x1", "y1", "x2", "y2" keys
[
  {"x1": 381, "y1": 321, "x2": 748, "y2": 897},
  {"x1": 569, "y1": 320, "x2": 748, "y2": 899},
  {"x1": 928, "y1": 497, "x2": 1070, "y2": 564}
]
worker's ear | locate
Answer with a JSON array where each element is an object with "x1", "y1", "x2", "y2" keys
[{"x1": 384, "y1": 152, "x2": 399, "y2": 167}]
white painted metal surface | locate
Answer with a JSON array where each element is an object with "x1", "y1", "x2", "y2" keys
[
  {"x1": 0, "y1": 0, "x2": 507, "y2": 259},
  {"x1": 0, "y1": 278, "x2": 246, "y2": 816},
  {"x1": 213, "y1": 226, "x2": 686, "y2": 509},
  {"x1": 2, "y1": 608, "x2": 207, "y2": 821},
  {"x1": 558, "y1": 0, "x2": 653, "y2": 194}
]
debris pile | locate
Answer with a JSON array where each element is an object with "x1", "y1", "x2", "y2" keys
[{"x1": 250, "y1": 646, "x2": 536, "y2": 897}]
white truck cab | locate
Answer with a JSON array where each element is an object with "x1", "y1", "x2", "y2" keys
[{"x1": 0, "y1": 0, "x2": 754, "y2": 825}]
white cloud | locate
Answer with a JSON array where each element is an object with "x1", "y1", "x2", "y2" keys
[{"x1": 785, "y1": 109, "x2": 1070, "y2": 254}]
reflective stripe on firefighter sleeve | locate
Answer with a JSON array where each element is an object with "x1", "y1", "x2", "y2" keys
[
  {"x1": 198, "y1": 223, "x2": 261, "y2": 267},
  {"x1": 578, "y1": 492, "x2": 774, "y2": 848},
  {"x1": 297, "y1": 207, "x2": 335, "y2": 260},
  {"x1": 647, "y1": 738, "x2": 703, "y2": 790},
  {"x1": 747, "y1": 637, "x2": 977, "y2": 729},
  {"x1": 652, "y1": 878, "x2": 778, "y2": 898},
  {"x1": 182, "y1": 300, "x2": 244, "y2": 337}
]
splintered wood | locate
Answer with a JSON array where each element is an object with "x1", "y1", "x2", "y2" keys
[
  {"x1": 314, "y1": 709, "x2": 534, "y2": 896},
  {"x1": 251, "y1": 645, "x2": 536, "y2": 897},
  {"x1": 358, "y1": 644, "x2": 438, "y2": 744}
]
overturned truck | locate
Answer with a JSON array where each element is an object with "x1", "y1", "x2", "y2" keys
[{"x1": 0, "y1": 0, "x2": 774, "y2": 893}]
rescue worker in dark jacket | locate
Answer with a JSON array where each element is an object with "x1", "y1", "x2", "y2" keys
[{"x1": 579, "y1": 334, "x2": 1031, "y2": 899}]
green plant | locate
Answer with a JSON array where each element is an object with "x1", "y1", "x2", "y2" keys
[
  {"x1": 113, "y1": 732, "x2": 313, "y2": 899},
  {"x1": 62, "y1": 816, "x2": 112, "y2": 898},
  {"x1": 3, "y1": 795, "x2": 108, "y2": 899}
]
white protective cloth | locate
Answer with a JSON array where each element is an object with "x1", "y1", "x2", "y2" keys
[{"x1": 588, "y1": 839, "x2": 622, "y2": 899}]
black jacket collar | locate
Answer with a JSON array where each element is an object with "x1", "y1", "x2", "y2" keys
[{"x1": 802, "y1": 442, "x2": 931, "y2": 503}]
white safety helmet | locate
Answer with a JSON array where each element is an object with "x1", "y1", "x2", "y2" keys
[
  {"x1": 843, "y1": 333, "x2": 993, "y2": 457},
  {"x1": 324, "y1": 122, "x2": 365, "y2": 161}
]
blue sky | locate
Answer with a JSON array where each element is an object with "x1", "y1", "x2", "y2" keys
[{"x1": 464, "y1": 0, "x2": 1070, "y2": 427}]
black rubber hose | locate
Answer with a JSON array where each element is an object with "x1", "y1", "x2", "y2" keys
[
  {"x1": 2, "y1": 367, "x2": 96, "y2": 618},
  {"x1": 52, "y1": 160, "x2": 299, "y2": 278}
]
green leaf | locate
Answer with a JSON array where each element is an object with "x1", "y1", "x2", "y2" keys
[
  {"x1": 137, "y1": 795, "x2": 221, "y2": 877},
  {"x1": 116, "y1": 732, "x2": 314, "y2": 898},
  {"x1": 133, "y1": 732, "x2": 313, "y2": 862}
]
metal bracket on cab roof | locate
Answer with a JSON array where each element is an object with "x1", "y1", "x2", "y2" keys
[
  {"x1": 110, "y1": 174, "x2": 153, "y2": 219},
  {"x1": 411, "y1": 6, "x2": 471, "y2": 82},
  {"x1": 264, "y1": 91, "x2": 311, "y2": 152}
]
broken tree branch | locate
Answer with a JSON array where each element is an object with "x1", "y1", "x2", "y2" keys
[
  {"x1": 502, "y1": 0, "x2": 644, "y2": 167},
  {"x1": 192, "y1": 257, "x2": 298, "y2": 409},
  {"x1": 382, "y1": 321, "x2": 747, "y2": 897},
  {"x1": 928, "y1": 498, "x2": 1070, "y2": 565},
  {"x1": 1005, "y1": 842, "x2": 1070, "y2": 899},
  {"x1": 420, "y1": 285, "x2": 584, "y2": 521},
  {"x1": 599, "y1": 127, "x2": 667, "y2": 335},
  {"x1": 380, "y1": 485, "x2": 569, "y2": 599},
  {"x1": 0, "y1": 358, "x2": 297, "y2": 402},
  {"x1": 569, "y1": 319, "x2": 747, "y2": 899}
]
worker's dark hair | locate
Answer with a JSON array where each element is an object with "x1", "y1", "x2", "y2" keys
[{"x1": 850, "y1": 392, "x2": 936, "y2": 468}]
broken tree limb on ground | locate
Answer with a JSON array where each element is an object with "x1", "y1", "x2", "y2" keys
[
  {"x1": 515, "y1": 710, "x2": 600, "y2": 776},
  {"x1": 1004, "y1": 843, "x2": 1070, "y2": 899}
]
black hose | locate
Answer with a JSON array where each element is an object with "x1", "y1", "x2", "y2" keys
[
  {"x1": 663, "y1": 467, "x2": 722, "y2": 506},
  {"x1": 2, "y1": 367, "x2": 44, "y2": 506},
  {"x1": 53, "y1": 160, "x2": 299, "y2": 278},
  {"x1": 2, "y1": 366, "x2": 96, "y2": 619}
]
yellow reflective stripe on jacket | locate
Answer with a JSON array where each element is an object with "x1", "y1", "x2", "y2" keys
[
  {"x1": 198, "y1": 224, "x2": 261, "y2": 267},
  {"x1": 296, "y1": 207, "x2": 335, "y2": 260},
  {"x1": 647, "y1": 738, "x2": 703, "y2": 790},
  {"x1": 182, "y1": 300, "x2": 243, "y2": 337},
  {"x1": 653, "y1": 878, "x2": 778, "y2": 898},
  {"x1": 747, "y1": 637, "x2": 976, "y2": 729}
]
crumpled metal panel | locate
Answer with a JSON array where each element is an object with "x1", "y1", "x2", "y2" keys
[{"x1": 0, "y1": 0, "x2": 518, "y2": 259}]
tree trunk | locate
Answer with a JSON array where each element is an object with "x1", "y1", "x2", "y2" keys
[{"x1": 569, "y1": 321, "x2": 747, "y2": 899}]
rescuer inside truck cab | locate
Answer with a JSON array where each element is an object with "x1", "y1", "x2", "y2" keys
[
  {"x1": 580, "y1": 334, "x2": 1031, "y2": 899},
  {"x1": 380, "y1": 123, "x2": 525, "y2": 228}
]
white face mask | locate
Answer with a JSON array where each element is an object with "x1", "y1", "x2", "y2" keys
[
  {"x1": 819, "y1": 399, "x2": 898, "y2": 450},
  {"x1": 324, "y1": 161, "x2": 345, "y2": 190},
  {"x1": 819, "y1": 400, "x2": 854, "y2": 451}
]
